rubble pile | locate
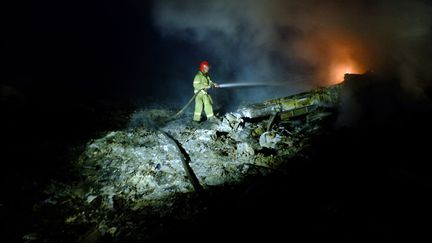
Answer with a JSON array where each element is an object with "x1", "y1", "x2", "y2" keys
[{"x1": 27, "y1": 84, "x2": 341, "y2": 242}]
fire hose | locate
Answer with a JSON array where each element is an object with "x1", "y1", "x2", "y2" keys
[
  {"x1": 172, "y1": 82, "x2": 290, "y2": 119},
  {"x1": 173, "y1": 88, "x2": 206, "y2": 118}
]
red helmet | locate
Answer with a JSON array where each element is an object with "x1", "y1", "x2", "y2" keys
[{"x1": 199, "y1": 61, "x2": 210, "y2": 72}]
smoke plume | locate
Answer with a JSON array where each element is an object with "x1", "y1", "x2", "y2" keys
[{"x1": 152, "y1": 0, "x2": 432, "y2": 100}]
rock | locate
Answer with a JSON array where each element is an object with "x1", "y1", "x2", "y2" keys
[
  {"x1": 86, "y1": 195, "x2": 98, "y2": 204},
  {"x1": 30, "y1": 83, "x2": 342, "y2": 242},
  {"x1": 236, "y1": 142, "x2": 255, "y2": 158},
  {"x1": 259, "y1": 131, "x2": 282, "y2": 149}
]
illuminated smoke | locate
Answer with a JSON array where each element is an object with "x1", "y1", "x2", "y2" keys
[{"x1": 152, "y1": 0, "x2": 432, "y2": 101}]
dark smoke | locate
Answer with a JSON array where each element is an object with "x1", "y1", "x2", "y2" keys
[{"x1": 153, "y1": 0, "x2": 432, "y2": 103}]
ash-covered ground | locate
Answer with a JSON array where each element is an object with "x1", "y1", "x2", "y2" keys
[
  {"x1": 2, "y1": 73, "x2": 432, "y2": 242},
  {"x1": 3, "y1": 83, "x2": 331, "y2": 242}
]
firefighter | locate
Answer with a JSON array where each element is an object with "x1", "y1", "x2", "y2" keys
[{"x1": 193, "y1": 61, "x2": 219, "y2": 122}]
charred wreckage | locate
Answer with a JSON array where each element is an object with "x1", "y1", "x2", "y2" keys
[{"x1": 24, "y1": 76, "x2": 349, "y2": 242}]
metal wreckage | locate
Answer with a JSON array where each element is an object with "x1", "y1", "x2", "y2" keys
[{"x1": 26, "y1": 79, "x2": 344, "y2": 242}]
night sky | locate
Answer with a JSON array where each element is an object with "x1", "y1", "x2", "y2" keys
[
  {"x1": 2, "y1": 0, "x2": 432, "y2": 242},
  {"x1": 3, "y1": 0, "x2": 432, "y2": 102},
  {"x1": 3, "y1": 1, "x2": 185, "y2": 100}
]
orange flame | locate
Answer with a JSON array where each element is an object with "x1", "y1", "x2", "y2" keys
[
  {"x1": 329, "y1": 61, "x2": 361, "y2": 85},
  {"x1": 326, "y1": 39, "x2": 366, "y2": 84},
  {"x1": 293, "y1": 32, "x2": 368, "y2": 85}
]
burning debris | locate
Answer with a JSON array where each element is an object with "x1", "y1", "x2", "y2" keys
[{"x1": 27, "y1": 83, "x2": 343, "y2": 242}]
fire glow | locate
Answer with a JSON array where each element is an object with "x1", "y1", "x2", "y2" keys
[
  {"x1": 329, "y1": 62, "x2": 360, "y2": 85},
  {"x1": 326, "y1": 39, "x2": 366, "y2": 84},
  {"x1": 293, "y1": 33, "x2": 368, "y2": 85}
]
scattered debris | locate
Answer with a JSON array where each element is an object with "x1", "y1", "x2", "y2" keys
[
  {"x1": 22, "y1": 233, "x2": 39, "y2": 242},
  {"x1": 29, "y1": 83, "x2": 342, "y2": 242},
  {"x1": 259, "y1": 131, "x2": 282, "y2": 149}
]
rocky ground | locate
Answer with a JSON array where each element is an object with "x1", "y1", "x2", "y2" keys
[
  {"x1": 4, "y1": 73, "x2": 432, "y2": 242},
  {"x1": 19, "y1": 100, "x2": 332, "y2": 242}
]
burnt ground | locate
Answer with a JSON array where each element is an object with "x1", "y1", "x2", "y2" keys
[
  {"x1": 161, "y1": 85, "x2": 432, "y2": 242},
  {"x1": 185, "y1": 75, "x2": 432, "y2": 242},
  {"x1": 0, "y1": 83, "x2": 135, "y2": 242},
  {"x1": 1, "y1": 74, "x2": 432, "y2": 242}
]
